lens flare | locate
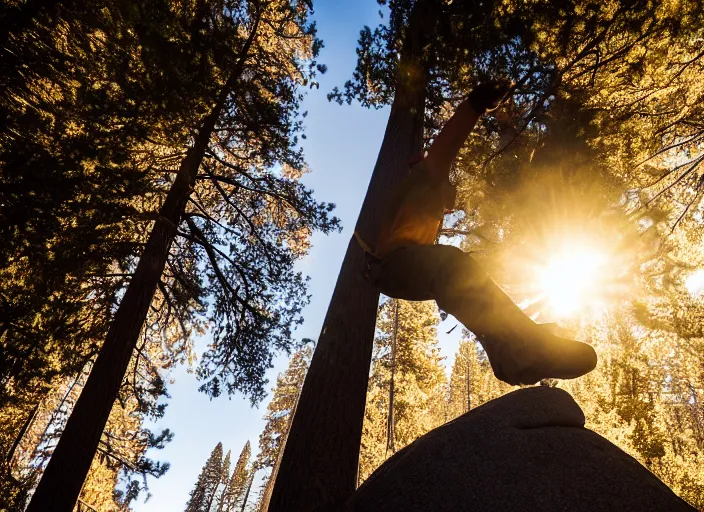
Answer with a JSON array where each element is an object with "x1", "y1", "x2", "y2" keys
[
  {"x1": 539, "y1": 249, "x2": 607, "y2": 317},
  {"x1": 685, "y1": 269, "x2": 704, "y2": 297}
]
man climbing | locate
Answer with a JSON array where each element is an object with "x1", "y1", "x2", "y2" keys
[{"x1": 367, "y1": 82, "x2": 597, "y2": 386}]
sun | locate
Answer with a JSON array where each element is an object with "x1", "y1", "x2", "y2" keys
[
  {"x1": 539, "y1": 248, "x2": 607, "y2": 317},
  {"x1": 685, "y1": 269, "x2": 704, "y2": 297}
]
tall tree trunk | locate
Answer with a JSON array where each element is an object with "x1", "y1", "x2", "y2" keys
[
  {"x1": 29, "y1": 366, "x2": 86, "y2": 467},
  {"x1": 270, "y1": 7, "x2": 428, "y2": 511},
  {"x1": 4, "y1": 401, "x2": 39, "y2": 468},
  {"x1": 240, "y1": 470, "x2": 255, "y2": 512},
  {"x1": 386, "y1": 300, "x2": 398, "y2": 455},
  {"x1": 466, "y1": 348, "x2": 471, "y2": 413},
  {"x1": 27, "y1": 113, "x2": 215, "y2": 512},
  {"x1": 26, "y1": 13, "x2": 261, "y2": 508}
]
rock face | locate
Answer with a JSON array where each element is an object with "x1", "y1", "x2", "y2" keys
[{"x1": 345, "y1": 387, "x2": 694, "y2": 512}]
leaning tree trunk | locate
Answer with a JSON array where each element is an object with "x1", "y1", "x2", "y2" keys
[
  {"x1": 240, "y1": 470, "x2": 256, "y2": 512},
  {"x1": 26, "y1": 16, "x2": 261, "y2": 508},
  {"x1": 4, "y1": 401, "x2": 39, "y2": 469},
  {"x1": 386, "y1": 299, "x2": 399, "y2": 455},
  {"x1": 26, "y1": 111, "x2": 217, "y2": 512},
  {"x1": 269, "y1": 9, "x2": 428, "y2": 512},
  {"x1": 258, "y1": 377, "x2": 303, "y2": 511},
  {"x1": 466, "y1": 349, "x2": 471, "y2": 413}
]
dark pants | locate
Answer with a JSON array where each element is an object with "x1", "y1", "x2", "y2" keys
[
  {"x1": 369, "y1": 244, "x2": 598, "y2": 385},
  {"x1": 370, "y1": 244, "x2": 538, "y2": 344}
]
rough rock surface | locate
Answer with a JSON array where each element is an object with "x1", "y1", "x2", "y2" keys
[{"x1": 345, "y1": 387, "x2": 694, "y2": 512}]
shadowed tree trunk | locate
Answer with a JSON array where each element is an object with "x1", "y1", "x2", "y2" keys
[
  {"x1": 269, "y1": 7, "x2": 429, "y2": 511},
  {"x1": 26, "y1": 16, "x2": 261, "y2": 509},
  {"x1": 27, "y1": 103, "x2": 220, "y2": 512}
]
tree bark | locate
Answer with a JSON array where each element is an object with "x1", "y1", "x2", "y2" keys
[
  {"x1": 269, "y1": 8, "x2": 428, "y2": 511},
  {"x1": 26, "y1": 12, "x2": 261, "y2": 507}
]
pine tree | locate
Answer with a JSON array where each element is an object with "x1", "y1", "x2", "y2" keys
[
  {"x1": 0, "y1": 4, "x2": 180, "y2": 488},
  {"x1": 185, "y1": 442, "x2": 224, "y2": 512},
  {"x1": 255, "y1": 344, "x2": 311, "y2": 510},
  {"x1": 273, "y1": 4, "x2": 429, "y2": 507},
  {"x1": 3, "y1": 304, "x2": 174, "y2": 509},
  {"x1": 581, "y1": 294, "x2": 704, "y2": 507},
  {"x1": 220, "y1": 442, "x2": 250, "y2": 512},
  {"x1": 0, "y1": 0, "x2": 163, "y2": 411},
  {"x1": 239, "y1": 469, "x2": 256, "y2": 512},
  {"x1": 447, "y1": 339, "x2": 476, "y2": 419},
  {"x1": 212, "y1": 450, "x2": 231, "y2": 512},
  {"x1": 257, "y1": 346, "x2": 311, "y2": 471},
  {"x1": 447, "y1": 335, "x2": 514, "y2": 423},
  {"x1": 1, "y1": 1, "x2": 191, "y2": 505},
  {"x1": 26, "y1": 2, "x2": 338, "y2": 509},
  {"x1": 358, "y1": 299, "x2": 446, "y2": 482}
]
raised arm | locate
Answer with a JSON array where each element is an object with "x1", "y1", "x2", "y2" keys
[{"x1": 425, "y1": 81, "x2": 512, "y2": 181}]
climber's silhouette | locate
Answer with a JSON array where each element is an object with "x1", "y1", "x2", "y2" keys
[{"x1": 364, "y1": 82, "x2": 597, "y2": 385}]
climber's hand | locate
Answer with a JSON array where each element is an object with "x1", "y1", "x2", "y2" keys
[{"x1": 467, "y1": 80, "x2": 514, "y2": 114}]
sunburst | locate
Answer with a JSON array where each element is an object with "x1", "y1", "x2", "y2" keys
[{"x1": 537, "y1": 247, "x2": 608, "y2": 318}]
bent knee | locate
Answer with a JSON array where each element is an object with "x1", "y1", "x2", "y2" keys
[{"x1": 433, "y1": 248, "x2": 490, "y2": 296}]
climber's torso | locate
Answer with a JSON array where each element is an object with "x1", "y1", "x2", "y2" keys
[{"x1": 375, "y1": 159, "x2": 456, "y2": 259}]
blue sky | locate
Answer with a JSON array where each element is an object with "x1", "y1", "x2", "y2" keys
[{"x1": 133, "y1": 1, "x2": 462, "y2": 509}]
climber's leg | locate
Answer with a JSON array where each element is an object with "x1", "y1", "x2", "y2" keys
[
  {"x1": 374, "y1": 245, "x2": 597, "y2": 385},
  {"x1": 370, "y1": 245, "x2": 437, "y2": 302}
]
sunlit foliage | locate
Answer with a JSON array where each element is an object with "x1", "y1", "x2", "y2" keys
[
  {"x1": 253, "y1": 343, "x2": 312, "y2": 507},
  {"x1": 358, "y1": 299, "x2": 446, "y2": 483}
]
